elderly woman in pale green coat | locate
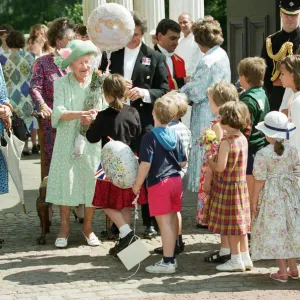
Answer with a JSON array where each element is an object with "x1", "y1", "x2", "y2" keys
[{"x1": 46, "y1": 40, "x2": 105, "y2": 248}]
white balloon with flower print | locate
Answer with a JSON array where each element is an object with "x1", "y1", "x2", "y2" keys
[
  {"x1": 100, "y1": 139, "x2": 139, "y2": 189},
  {"x1": 87, "y1": 3, "x2": 135, "y2": 72}
]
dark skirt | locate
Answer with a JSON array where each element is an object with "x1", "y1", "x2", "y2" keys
[{"x1": 92, "y1": 180, "x2": 147, "y2": 209}]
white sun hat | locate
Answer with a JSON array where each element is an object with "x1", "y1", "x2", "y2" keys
[{"x1": 255, "y1": 111, "x2": 296, "y2": 140}]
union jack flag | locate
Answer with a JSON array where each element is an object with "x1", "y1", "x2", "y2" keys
[{"x1": 94, "y1": 163, "x2": 110, "y2": 181}]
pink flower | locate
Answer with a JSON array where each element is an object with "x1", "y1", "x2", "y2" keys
[{"x1": 58, "y1": 48, "x2": 72, "y2": 59}]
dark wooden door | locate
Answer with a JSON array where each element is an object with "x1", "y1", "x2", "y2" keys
[{"x1": 227, "y1": 0, "x2": 278, "y2": 81}]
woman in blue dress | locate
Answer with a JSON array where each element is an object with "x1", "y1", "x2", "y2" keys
[{"x1": 181, "y1": 16, "x2": 231, "y2": 192}]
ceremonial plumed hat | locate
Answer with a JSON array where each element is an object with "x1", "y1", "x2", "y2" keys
[{"x1": 280, "y1": 0, "x2": 300, "y2": 15}]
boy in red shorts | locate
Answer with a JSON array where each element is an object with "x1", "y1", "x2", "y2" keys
[{"x1": 132, "y1": 96, "x2": 187, "y2": 274}]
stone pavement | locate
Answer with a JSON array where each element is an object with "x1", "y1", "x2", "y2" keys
[{"x1": 0, "y1": 156, "x2": 300, "y2": 300}]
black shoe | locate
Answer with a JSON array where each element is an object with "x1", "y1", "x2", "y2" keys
[
  {"x1": 0, "y1": 239, "x2": 3, "y2": 244},
  {"x1": 109, "y1": 231, "x2": 137, "y2": 257},
  {"x1": 31, "y1": 145, "x2": 40, "y2": 154},
  {"x1": 22, "y1": 150, "x2": 31, "y2": 156},
  {"x1": 143, "y1": 226, "x2": 158, "y2": 239},
  {"x1": 154, "y1": 242, "x2": 185, "y2": 255},
  {"x1": 196, "y1": 224, "x2": 208, "y2": 229}
]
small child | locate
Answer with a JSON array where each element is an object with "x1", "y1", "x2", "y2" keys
[
  {"x1": 132, "y1": 96, "x2": 187, "y2": 274},
  {"x1": 198, "y1": 82, "x2": 239, "y2": 264},
  {"x1": 72, "y1": 70, "x2": 107, "y2": 158},
  {"x1": 251, "y1": 111, "x2": 300, "y2": 282},
  {"x1": 153, "y1": 91, "x2": 191, "y2": 256},
  {"x1": 207, "y1": 101, "x2": 252, "y2": 272},
  {"x1": 238, "y1": 57, "x2": 270, "y2": 209},
  {"x1": 86, "y1": 74, "x2": 146, "y2": 256}
]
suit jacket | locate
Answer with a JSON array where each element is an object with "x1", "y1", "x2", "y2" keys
[
  {"x1": 99, "y1": 43, "x2": 169, "y2": 130},
  {"x1": 154, "y1": 44, "x2": 186, "y2": 90}
]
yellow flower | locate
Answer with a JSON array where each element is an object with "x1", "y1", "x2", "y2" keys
[
  {"x1": 206, "y1": 129, "x2": 216, "y2": 142},
  {"x1": 206, "y1": 144, "x2": 211, "y2": 151}
]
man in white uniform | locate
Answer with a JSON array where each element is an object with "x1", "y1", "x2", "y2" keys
[{"x1": 175, "y1": 13, "x2": 203, "y2": 128}]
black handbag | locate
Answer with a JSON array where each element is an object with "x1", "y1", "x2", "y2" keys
[{"x1": 11, "y1": 112, "x2": 30, "y2": 141}]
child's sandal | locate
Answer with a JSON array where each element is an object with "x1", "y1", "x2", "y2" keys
[
  {"x1": 287, "y1": 270, "x2": 299, "y2": 280},
  {"x1": 204, "y1": 250, "x2": 230, "y2": 263},
  {"x1": 270, "y1": 272, "x2": 288, "y2": 283}
]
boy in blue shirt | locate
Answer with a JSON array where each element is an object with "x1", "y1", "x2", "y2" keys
[{"x1": 132, "y1": 96, "x2": 187, "y2": 274}]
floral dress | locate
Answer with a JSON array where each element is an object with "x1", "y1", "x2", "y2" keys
[
  {"x1": 181, "y1": 46, "x2": 231, "y2": 192},
  {"x1": 196, "y1": 118, "x2": 220, "y2": 225},
  {"x1": 46, "y1": 73, "x2": 102, "y2": 207},
  {"x1": 0, "y1": 50, "x2": 35, "y2": 130},
  {"x1": 30, "y1": 54, "x2": 67, "y2": 175},
  {"x1": 208, "y1": 134, "x2": 250, "y2": 235},
  {"x1": 251, "y1": 143, "x2": 300, "y2": 260},
  {"x1": 0, "y1": 64, "x2": 8, "y2": 194}
]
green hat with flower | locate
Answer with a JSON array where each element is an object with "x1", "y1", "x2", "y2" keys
[{"x1": 54, "y1": 40, "x2": 98, "y2": 70}]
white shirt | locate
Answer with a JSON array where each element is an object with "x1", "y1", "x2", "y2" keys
[
  {"x1": 124, "y1": 45, "x2": 141, "y2": 81},
  {"x1": 280, "y1": 88, "x2": 293, "y2": 111},
  {"x1": 288, "y1": 91, "x2": 300, "y2": 156},
  {"x1": 175, "y1": 32, "x2": 203, "y2": 76},
  {"x1": 157, "y1": 44, "x2": 174, "y2": 77},
  {"x1": 123, "y1": 44, "x2": 151, "y2": 104}
]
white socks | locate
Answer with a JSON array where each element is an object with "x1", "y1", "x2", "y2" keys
[
  {"x1": 231, "y1": 253, "x2": 242, "y2": 264},
  {"x1": 72, "y1": 134, "x2": 86, "y2": 159},
  {"x1": 219, "y1": 247, "x2": 231, "y2": 256},
  {"x1": 119, "y1": 224, "x2": 132, "y2": 238},
  {"x1": 241, "y1": 251, "x2": 251, "y2": 262}
]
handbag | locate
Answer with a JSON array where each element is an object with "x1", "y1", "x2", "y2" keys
[{"x1": 11, "y1": 112, "x2": 30, "y2": 141}]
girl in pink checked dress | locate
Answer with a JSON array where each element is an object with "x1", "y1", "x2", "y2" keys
[
  {"x1": 207, "y1": 101, "x2": 252, "y2": 272},
  {"x1": 197, "y1": 82, "x2": 238, "y2": 264}
]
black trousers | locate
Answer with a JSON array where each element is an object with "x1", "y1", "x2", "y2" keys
[{"x1": 141, "y1": 203, "x2": 158, "y2": 228}]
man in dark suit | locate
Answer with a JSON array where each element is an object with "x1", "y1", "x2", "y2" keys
[
  {"x1": 154, "y1": 18, "x2": 188, "y2": 90},
  {"x1": 100, "y1": 11, "x2": 169, "y2": 239}
]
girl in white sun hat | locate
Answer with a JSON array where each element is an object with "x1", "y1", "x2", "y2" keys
[{"x1": 251, "y1": 111, "x2": 300, "y2": 283}]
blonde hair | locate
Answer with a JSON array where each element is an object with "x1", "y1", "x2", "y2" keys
[
  {"x1": 103, "y1": 74, "x2": 128, "y2": 112},
  {"x1": 192, "y1": 16, "x2": 224, "y2": 48},
  {"x1": 238, "y1": 57, "x2": 266, "y2": 87},
  {"x1": 154, "y1": 96, "x2": 178, "y2": 124},
  {"x1": 280, "y1": 55, "x2": 300, "y2": 91},
  {"x1": 164, "y1": 91, "x2": 188, "y2": 119},
  {"x1": 207, "y1": 81, "x2": 239, "y2": 107},
  {"x1": 219, "y1": 101, "x2": 249, "y2": 130}
]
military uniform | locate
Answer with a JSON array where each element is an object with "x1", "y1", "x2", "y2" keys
[{"x1": 261, "y1": 0, "x2": 300, "y2": 111}]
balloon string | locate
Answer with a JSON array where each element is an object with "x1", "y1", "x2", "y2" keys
[{"x1": 106, "y1": 51, "x2": 112, "y2": 74}]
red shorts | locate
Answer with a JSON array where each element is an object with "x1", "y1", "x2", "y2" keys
[{"x1": 147, "y1": 177, "x2": 183, "y2": 216}]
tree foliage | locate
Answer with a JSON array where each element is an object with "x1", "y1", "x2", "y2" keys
[
  {"x1": 0, "y1": 0, "x2": 83, "y2": 33},
  {"x1": 205, "y1": 0, "x2": 227, "y2": 49}
]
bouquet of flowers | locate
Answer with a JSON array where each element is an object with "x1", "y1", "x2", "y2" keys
[{"x1": 199, "y1": 128, "x2": 219, "y2": 157}]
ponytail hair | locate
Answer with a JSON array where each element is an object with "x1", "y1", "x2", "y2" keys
[
  {"x1": 109, "y1": 98, "x2": 124, "y2": 112},
  {"x1": 274, "y1": 140, "x2": 284, "y2": 156},
  {"x1": 102, "y1": 74, "x2": 128, "y2": 112}
]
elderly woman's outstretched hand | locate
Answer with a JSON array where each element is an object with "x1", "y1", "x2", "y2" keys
[{"x1": 81, "y1": 109, "x2": 99, "y2": 126}]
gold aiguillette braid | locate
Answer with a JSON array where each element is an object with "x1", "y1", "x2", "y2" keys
[{"x1": 266, "y1": 37, "x2": 293, "y2": 81}]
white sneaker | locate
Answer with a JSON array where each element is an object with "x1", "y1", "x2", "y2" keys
[
  {"x1": 83, "y1": 232, "x2": 101, "y2": 246},
  {"x1": 216, "y1": 259, "x2": 245, "y2": 272},
  {"x1": 55, "y1": 237, "x2": 68, "y2": 248},
  {"x1": 145, "y1": 259, "x2": 177, "y2": 274},
  {"x1": 243, "y1": 259, "x2": 253, "y2": 270}
]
